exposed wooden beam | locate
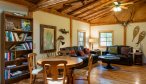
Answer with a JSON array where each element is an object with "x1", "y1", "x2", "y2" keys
[
  {"x1": 57, "y1": 4, "x2": 72, "y2": 12},
  {"x1": 81, "y1": 7, "x2": 111, "y2": 19},
  {"x1": 88, "y1": 11, "x2": 111, "y2": 21},
  {"x1": 67, "y1": 0, "x2": 100, "y2": 15},
  {"x1": 41, "y1": 8, "x2": 89, "y2": 23},
  {"x1": 38, "y1": 0, "x2": 74, "y2": 9},
  {"x1": 79, "y1": 1, "x2": 113, "y2": 19},
  {"x1": 90, "y1": 18, "x2": 146, "y2": 26},
  {"x1": 5, "y1": 0, "x2": 36, "y2": 11},
  {"x1": 70, "y1": 17, "x2": 72, "y2": 47}
]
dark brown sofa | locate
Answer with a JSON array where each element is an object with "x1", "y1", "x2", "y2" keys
[
  {"x1": 59, "y1": 46, "x2": 100, "y2": 68},
  {"x1": 102, "y1": 45, "x2": 133, "y2": 66}
]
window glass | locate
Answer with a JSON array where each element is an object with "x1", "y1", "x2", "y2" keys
[
  {"x1": 78, "y1": 32, "x2": 85, "y2": 46},
  {"x1": 99, "y1": 31, "x2": 113, "y2": 47}
]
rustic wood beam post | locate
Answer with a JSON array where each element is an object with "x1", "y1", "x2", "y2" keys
[
  {"x1": 123, "y1": 26, "x2": 127, "y2": 46},
  {"x1": 70, "y1": 17, "x2": 72, "y2": 47}
]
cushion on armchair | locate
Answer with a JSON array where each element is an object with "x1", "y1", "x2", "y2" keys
[
  {"x1": 78, "y1": 50, "x2": 85, "y2": 56},
  {"x1": 84, "y1": 48, "x2": 90, "y2": 54},
  {"x1": 69, "y1": 50, "x2": 77, "y2": 56},
  {"x1": 121, "y1": 47, "x2": 130, "y2": 56},
  {"x1": 108, "y1": 46, "x2": 118, "y2": 54}
]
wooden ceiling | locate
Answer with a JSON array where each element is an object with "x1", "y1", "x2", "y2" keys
[{"x1": 5, "y1": 0, "x2": 146, "y2": 25}]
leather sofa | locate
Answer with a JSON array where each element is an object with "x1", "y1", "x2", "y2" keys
[
  {"x1": 102, "y1": 45, "x2": 133, "y2": 66},
  {"x1": 59, "y1": 46, "x2": 100, "y2": 68}
]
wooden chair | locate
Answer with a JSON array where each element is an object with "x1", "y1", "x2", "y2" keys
[
  {"x1": 28, "y1": 53, "x2": 43, "y2": 84},
  {"x1": 42, "y1": 60, "x2": 68, "y2": 84},
  {"x1": 73, "y1": 55, "x2": 93, "y2": 84}
]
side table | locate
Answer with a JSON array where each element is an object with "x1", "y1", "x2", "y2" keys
[
  {"x1": 90, "y1": 49, "x2": 101, "y2": 55},
  {"x1": 134, "y1": 52, "x2": 143, "y2": 65}
]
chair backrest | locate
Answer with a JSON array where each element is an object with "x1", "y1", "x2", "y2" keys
[
  {"x1": 42, "y1": 60, "x2": 67, "y2": 83},
  {"x1": 88, "y1": 55, "x2": 93, "y2": 76},
  {"x1": 28, "y1": 53, "x2": 37, "y2": 74}
]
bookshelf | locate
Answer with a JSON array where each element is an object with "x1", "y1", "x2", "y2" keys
[{"x1": 0, "y1": 12, "x2": 33, "y2": 84}]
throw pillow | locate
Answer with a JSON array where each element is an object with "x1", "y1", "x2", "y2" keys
[
  {"x1": 69, "y1": 50, "x2": 77, "y2": 56},
  {"x1": 121, "y1": 47, "x2": 130, "y2": 56},
  {"x1": 108, "y1": 46, "x2": 118, "y2": 54},
  {"x1": 84, "y1": 48, "x2": 90, "y2": 54},
  {"x1": 78, "y1": 50, "x2": 85, "y2": 56}
]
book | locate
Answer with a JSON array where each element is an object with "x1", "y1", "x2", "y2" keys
[{"x1": 21, "y1": 19, "x2": 31, "y2": 31}]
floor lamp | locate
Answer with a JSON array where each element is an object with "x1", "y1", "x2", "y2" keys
[{"x1": 89, "y1": 38, "x2": 97, "y2": 50}]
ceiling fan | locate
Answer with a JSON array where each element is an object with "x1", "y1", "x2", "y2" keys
[{"x1": 110, "y1": 0, "x2": 134, "y2": 12}]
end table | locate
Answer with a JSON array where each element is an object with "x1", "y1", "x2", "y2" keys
[{"x1": 134, "y1": 52, "x2": 143, "y2": 65}]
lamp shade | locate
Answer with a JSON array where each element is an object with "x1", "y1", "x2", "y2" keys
[{"x1": 89, "y1": 38, "x2": 97, "y2": 43}]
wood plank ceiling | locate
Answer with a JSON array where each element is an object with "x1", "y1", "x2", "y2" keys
[{"x1": 5, "y1": 0, "x2": 146, "y2": 25}]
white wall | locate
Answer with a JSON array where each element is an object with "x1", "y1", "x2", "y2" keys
[
  {"x1": 91, "y1": 22, "x2": 146, "y2": 63},
  {"x1": 91, "y1": 24, "x2": 123, "y2": 50},
  {"x1": 127, "y1": 22, "x2": 146, "y2": 63},
  {"x1": 33, "y1": 11, "x2": 70, "y2": 60},
  {"x1": 33, "y1": 11, "x2": 90, "y2": 60},
  {"x1": 72, "y1": 20, "x2": 90, "y2": 48}
]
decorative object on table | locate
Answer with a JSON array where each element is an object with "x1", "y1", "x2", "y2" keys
[
  {"x1": 21, "y1": 19, "x2": 31, "y2": 31},
  {"x1": 57, "y1": 35, "x2": 65, "y2": 51},
  {"x1": 89, "y1": 38, "x2": 97, "y2": 50},
  {"x1": 132, "y1": 26, "x2": 140, "y2": 42},
  {"x1": 40, "y1": 24, "x2": 56, "y2": 53},
  {"x1": 59, "y1": 29, "x2": 69, "y2": 34},
  {"x1": 136, "y1": 31, "x2": 146, "y2": 46}
]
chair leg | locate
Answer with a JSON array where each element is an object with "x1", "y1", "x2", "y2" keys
[
  {"x1": 32, "y1": 75, "x2": 36, "y2": 84},
  {"x1": 88, "y1": 76, "x2": 90, "y2": 84},
  {"x1": 30, "y1": 74, "x2": 33, "y2": 84}
]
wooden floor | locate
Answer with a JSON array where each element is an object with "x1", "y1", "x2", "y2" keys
[
  {"x1": 75, "y1": 62, "x2": 146, "y2": 84},
  {"x1": 16, "y1": 62, "x2": 146, "y2": 84}
]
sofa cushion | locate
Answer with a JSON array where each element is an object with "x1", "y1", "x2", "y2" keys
[
  {"x1": 84, "y1": 48, "x2": 90, "y2": 54},
  {"x1": 108, "y1": 46, "x2": 118, "y2": 54},
  {"x1": 121, "y1": 47, "x2": 130, "y2": 56},
  {"x1": 69, "y1": 50, "x2": 77, "y2": 56},
  {"x1": 78, "y1": 50, "x2": 85, "y2": 56}
]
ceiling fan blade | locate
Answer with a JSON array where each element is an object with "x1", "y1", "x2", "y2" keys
[
  {"x1": 121, "y1": 2, "x2": 134, "y2": 6},
  {"x1": 120, "y1": 6, "x2": 128, "y2": 9}
]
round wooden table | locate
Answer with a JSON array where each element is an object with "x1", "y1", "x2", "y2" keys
[{"x1": 37, "y1": 56, "x2": 83, "y2": 84}]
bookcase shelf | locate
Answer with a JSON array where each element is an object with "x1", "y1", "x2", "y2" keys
[
  {"x1": 5, "y1": 72, "x2": 30, "y2": 84},
  {"x1": 5, "y1": 30, "x2": 32, "y2": 33},
  {"x1": 0, "y1": 11, "x2": 33, "y2": 84}
]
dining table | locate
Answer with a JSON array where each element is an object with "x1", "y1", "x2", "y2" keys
[{"x1": 37, "y1": 56, "x2": 83, "y2": 84}]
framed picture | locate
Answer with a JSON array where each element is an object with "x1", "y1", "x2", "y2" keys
[{"x1": 40, "y1": 24, "x2": 56, "y2": 53}]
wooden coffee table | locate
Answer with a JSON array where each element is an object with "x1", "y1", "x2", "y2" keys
[{"x1": 99, "y1": 55, "x2": 120, "y2": 69}]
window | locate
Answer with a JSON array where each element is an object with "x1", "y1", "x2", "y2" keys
[
  {"x1": 78, "y1": 31, "x2": 86, "y2": 46},
  {"x1": 99, "y1": 31, "x2": 113, "y2": 47}
]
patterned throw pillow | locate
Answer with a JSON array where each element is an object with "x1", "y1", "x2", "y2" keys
[
  {"x1": 108, "y1": 46, "x2": 118, "y2": 54},
  {"x1": 69, "y1": 50, "x2": 76, "y2": 56},
  {"x1": 78, "y1": 50, "x2": 85, "y2": 56},
  {"x1": 84, "y1": 48, "x2": 90, "y2": 54},
  {"x1": 121, "y1": 47, "x2": 130, "y2": 55}
]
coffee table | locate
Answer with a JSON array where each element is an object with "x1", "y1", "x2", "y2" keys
[{"x1": 99, "y1": 55, "x2": 120, "y2": 69}]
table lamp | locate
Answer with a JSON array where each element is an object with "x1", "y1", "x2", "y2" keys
[{"x1": 89, "y1": 38, "x2": 97, "y2": 50}]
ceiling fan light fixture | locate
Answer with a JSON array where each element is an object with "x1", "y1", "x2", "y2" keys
[{"x1": 113, "y1": 6, "x2": 122, "y2": 12}]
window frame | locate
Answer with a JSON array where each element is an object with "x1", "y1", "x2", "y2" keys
[
  {"x1": 99, "y1": 30, "x2": 114, "y2": 48},
  {"x1": 77, "y1": 30, "x2": 86, "y2": 47}
]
